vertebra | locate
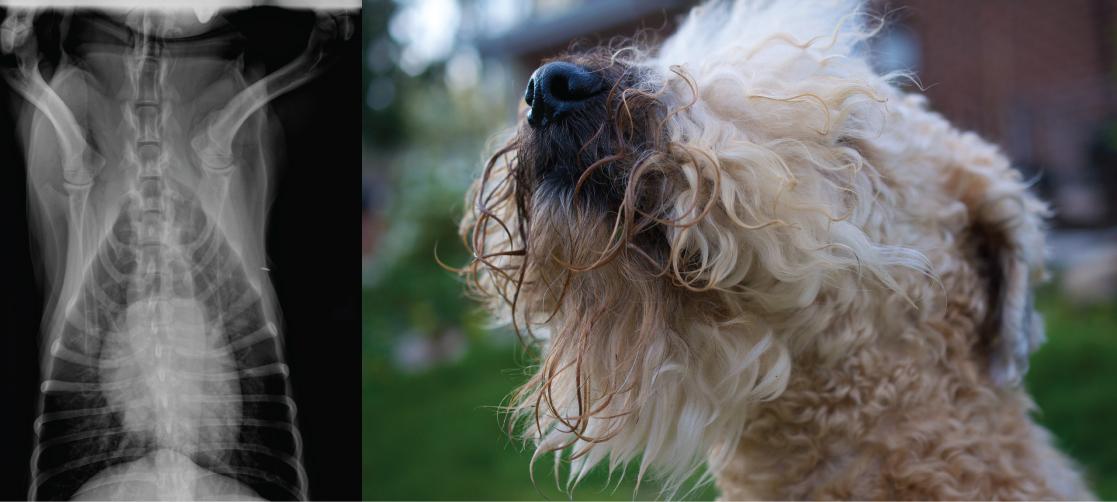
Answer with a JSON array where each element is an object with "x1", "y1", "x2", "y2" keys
[{"x1": 125, "y1": 48, "x2": 168, "y2": 177}]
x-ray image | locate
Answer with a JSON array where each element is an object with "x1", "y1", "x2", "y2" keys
[{"x1": 0, "y1": 2, "x2": 360, "y2": 500}]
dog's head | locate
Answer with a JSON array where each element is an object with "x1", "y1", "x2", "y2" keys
[{"x1": 460, "y1": 0, "x2": 1046, "y2": 494}]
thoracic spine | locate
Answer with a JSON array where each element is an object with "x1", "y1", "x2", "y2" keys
[
  {"x1": 123, "y1": 33, "x2": 176, "y2": 309},
  {"x1": 129, "y1": 51, "x2": 166, "y2": 176}
]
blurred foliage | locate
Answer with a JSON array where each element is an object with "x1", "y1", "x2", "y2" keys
[
  {"x1": 363, "y1": 0, "x2": 514, "y2": 359},
  {"x1": 1025, "y1": 292, "x2": 1117, "y2": 498},
  {"x1": 362, "y1": 72, "x2": 510, "y2": 345},
  {"x1": 364, "y1": 286, "x2": 1117, "y2": 500},
  {"x1": 364, "y1": 0, "x2": 405, "y2": 148},
  {"x1": 363, "y1": 334, "x2": 720, "y2": 501}
]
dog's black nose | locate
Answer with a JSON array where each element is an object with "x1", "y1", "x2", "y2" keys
[{"x1": 524, "y1": 62, "x2": 604, "y2": 128}]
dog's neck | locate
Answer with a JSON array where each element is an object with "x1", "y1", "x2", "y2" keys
[{"x1": 710, "y1": 296, "x2": 1088, "y2": 500}]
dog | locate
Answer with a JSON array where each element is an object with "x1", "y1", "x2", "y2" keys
[{"x1": 459, "y1": 0, "x2": 1094, "y2": 498}]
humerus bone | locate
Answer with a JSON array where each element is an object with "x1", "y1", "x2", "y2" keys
[
  {"x1": 191, "y1": 12, "x2": 353, "y2": 171},
  {"x1": 2, "y1": 9, "x2": 103, "y2": 188}
]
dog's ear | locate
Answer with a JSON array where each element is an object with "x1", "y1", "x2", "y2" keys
[
  {"x1": 974, "y1": 215, "x2": 1045, "y2": 386},
  {"x1": 947, "y1": 147, "x2": 1048, "y2": 387}
]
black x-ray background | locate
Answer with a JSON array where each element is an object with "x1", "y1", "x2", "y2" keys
[{"x1": 0, "y1": 7, "x2": 360, "y2": 500}]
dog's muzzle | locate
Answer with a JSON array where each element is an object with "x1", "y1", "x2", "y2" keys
[{"x1": 524, "y1": 62, "x2": 604, "y2": 128}]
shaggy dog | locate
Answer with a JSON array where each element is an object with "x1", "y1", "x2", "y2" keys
[{"x1": 459, "y1": 0, "x2": 1094, "y2": 498}]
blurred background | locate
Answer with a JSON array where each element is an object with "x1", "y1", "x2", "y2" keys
[{"x1": 362, "y1": 0, "x2": 1117, "y2": 499}]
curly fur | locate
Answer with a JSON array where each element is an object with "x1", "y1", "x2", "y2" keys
[{"x1": 459, "y1": 0, "x2": 1095, "y2": 498}]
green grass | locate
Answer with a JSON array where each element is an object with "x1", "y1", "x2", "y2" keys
[
  {"x1": 1026, "y1": 293, "x2": 1117, "y2": 499},
  {"x1": 364, "y1": 290, "x2": 1117, "y2": 500},
  {"x1": 363, "y1": 338, "x2": 717, "y2": 500}
]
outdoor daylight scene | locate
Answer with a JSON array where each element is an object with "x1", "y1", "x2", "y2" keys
[{"x1": 362, "y1": 0, "x2": 1117, "y2": 500}]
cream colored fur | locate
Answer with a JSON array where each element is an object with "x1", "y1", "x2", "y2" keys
[{"x1": 460, "y1": 0, "x2": 1094, "y2": 498}]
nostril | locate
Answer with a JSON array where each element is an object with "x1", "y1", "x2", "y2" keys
[
  {"x1": 524, "y1": 77, "x2": 535, "y2": 107},
  {"x1": 540, "y1": 62, "x2": 603, "y2": 104},
  {"x1": 547, "y1": 73, "x2": 573, "y2": 101},
  {"x1": 546, "y1": 65, "x2": 602, "y2": 103},
  {"x1": 526, "y1": 61, "x2": 604, "y2": 128}
]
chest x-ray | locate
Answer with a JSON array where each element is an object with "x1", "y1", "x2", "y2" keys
[{"x1": 0, "y1": 2, "x2": 355, "y2": 500}]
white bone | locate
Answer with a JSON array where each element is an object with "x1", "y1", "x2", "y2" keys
[
  {"x1": 12, "y1": 69, "x2": 101, "y2": 187},
  {"x1": 191, "y1": 12, "x2": 353, "y2": 170},
  {"x1": 65, "y1": 182, "x2": 93, "y2": 263},
  {"x1": 0, "y1": 8, "x2": 33, "y2": 53},
  {"x1": 194, "y1": 5, "x2": 217, "y2": 24},
  {"x1": 200, "y1": 169, "x2": 232, "y2": 229},
  {"x1": 2, "y1": 10, "x2": 101, "y2": 187}
]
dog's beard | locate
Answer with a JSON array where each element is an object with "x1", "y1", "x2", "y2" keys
[
  {"x1": 503, "y1": 196, "x2": 792, "y2": 494},
  {"x1": 461, "y1": 73, "x2": 793, "y2": 493}
]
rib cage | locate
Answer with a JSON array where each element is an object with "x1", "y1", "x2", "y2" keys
[
  {"x1": 0, "y1": 8, "x2": 330, "y2": 501},
  {"x1": 32, "y1": 176, "x2": 306, "y2": 501}
]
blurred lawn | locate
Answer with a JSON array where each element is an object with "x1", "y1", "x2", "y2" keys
[
  {"x1": 363, "y1": 289, "x2": 1117, "y2": 500},
  {"x1": 1025, "y1": 292, "x2": 1117, "y2": 498}
]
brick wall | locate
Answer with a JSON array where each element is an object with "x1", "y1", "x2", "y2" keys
[{"x1": 884, "y1": 0, "x2": 1117, "y2": 224}]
